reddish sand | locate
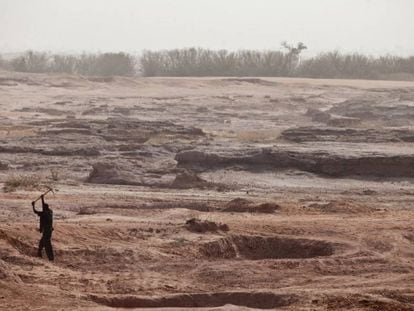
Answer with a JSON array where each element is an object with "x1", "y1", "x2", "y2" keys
[{"x1": 0, "y1": 72, "x2": 413, "y2": 310}]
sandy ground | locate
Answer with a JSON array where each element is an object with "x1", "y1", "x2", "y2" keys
[{"x1": 0, "y1": 72, "x2": 414, "y2": 310}]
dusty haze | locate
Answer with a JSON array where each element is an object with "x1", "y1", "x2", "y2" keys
[{"x1": 1, "y1": 0, "x2": 414, "y2": 55}]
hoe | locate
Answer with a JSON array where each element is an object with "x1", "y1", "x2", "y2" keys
[{"x1": 33, "y1": 186, "x2": 57, "y2": 203}]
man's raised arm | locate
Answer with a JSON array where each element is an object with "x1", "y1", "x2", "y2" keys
[{"x1": 32, "y1": 201, "x2": 40, "y2": 215}]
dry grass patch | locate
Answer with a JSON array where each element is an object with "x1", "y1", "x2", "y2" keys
[{"x1": 3, "y1": 174, "x2": 44, "y2": 192}]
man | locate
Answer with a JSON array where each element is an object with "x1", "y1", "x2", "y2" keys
[{"x1": 32, "y1": 195, "x2": 54, "y2": 261}]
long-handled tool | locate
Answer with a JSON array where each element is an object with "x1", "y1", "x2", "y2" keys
[{"x1": 33, "y1": 187, "x2": 56, "y2": 203}]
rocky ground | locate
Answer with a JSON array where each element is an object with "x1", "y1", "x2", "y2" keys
[{"x1": 0, "y1": 71, "x2": 413, "y2": 310}]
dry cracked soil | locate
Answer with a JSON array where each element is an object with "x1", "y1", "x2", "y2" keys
[{"x1": 0, "y1": 71, "x2": 414, "y2": 310}]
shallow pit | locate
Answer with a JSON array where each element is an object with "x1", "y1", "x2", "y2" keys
[
  {"x1": 89, "y1": 291, "x2": 297, "y2": 309},
  {"x1": 200, "y1": 235, "x2": 335, "y2": 260}
]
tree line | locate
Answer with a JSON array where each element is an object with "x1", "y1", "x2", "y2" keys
[
  {"x1": 1, "y1": 45, "x2": 413, "y2": 80},
  {"x1": 0, "y1": 51, "x2": 135, "y2": 76}
]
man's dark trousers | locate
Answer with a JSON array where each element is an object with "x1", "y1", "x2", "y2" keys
[{"x1": 38, "y1": 229, "x2": 54, "y2": 261}]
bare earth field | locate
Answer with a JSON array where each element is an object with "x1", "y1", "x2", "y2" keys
[{"x1": 0, "y1": 71, "x2": 414, "y2": 310}]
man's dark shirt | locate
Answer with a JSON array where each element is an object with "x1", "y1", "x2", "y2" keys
[{"x1": 35, "y1": 209, "x2": 53, "y2": 233}]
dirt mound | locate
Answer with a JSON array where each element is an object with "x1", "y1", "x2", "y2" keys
[
  {"x1": 185, "y1": 218, "x2": 229, "y2": 233},
  {"x1": 86, "y1": 162, "x2": 142, "y2": 185},
  {"x1": 225, "y1": 198, "x2": 252, "y2": 209},
  {"x1": 305, "y1": 108, "x2": 361, "y2": 127},
  {"x1": 305, "y1": 108, "x2": 331, "y2": 123},
  {"x1": 223, "y1": 198, "x2": 279, "y2": 213},
  {"x1": 89, "y1": 291, "x2": 297, "y2": 309},
  {"x1": 170, "y1": 170, "x2": 230, "y2": 191},
  {"x1": 201, "y1": 235, "x2": 335, "y2": 260},
  {"x1": 170, "y1": 170, "x2": 209, "y2": 189},
  {"x1": 306, "y1": 201, "x2": 369, "y2": 214}
]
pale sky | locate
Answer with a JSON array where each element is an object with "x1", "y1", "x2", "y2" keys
[{"x1": 1, "y1": 0, "x2": 413, "y2": 56}]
